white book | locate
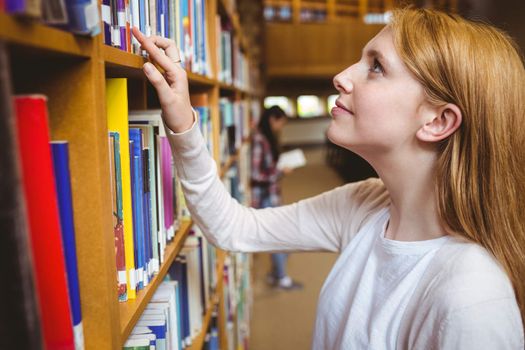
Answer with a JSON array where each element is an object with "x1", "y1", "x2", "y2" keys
[{"x1": 277, "y1": 149, "x2": 307, "y2": 171}]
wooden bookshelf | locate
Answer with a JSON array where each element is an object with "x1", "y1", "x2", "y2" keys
[{"x1": 2, "y1": 0, "x2": 258, "y2": 348}]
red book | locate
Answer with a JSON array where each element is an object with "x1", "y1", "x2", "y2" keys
[{"x1": 14, "y1": 95, "x2": 75, "y2": 350}]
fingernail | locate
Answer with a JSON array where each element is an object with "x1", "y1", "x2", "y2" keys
[{"x1": 143, "y1": 63, "x2": 153, "y2": 74}]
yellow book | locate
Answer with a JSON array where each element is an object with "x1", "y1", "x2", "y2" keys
[{"x1": 106, "y1": 78, "x2": 137, "y2": 299}]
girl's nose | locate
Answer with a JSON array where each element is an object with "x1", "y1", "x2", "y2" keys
[{"x1": 333, "y1": 67, "x2": 354, "y2": 94}]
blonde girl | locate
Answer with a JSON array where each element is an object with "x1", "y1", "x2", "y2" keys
[{"x1": 132, "y1": 7, "x2": 524, "y2": 349}]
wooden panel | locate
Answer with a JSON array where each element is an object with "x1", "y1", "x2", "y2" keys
[{"x1": 266, "y1": 21, "x2": 384, "y2": 78}]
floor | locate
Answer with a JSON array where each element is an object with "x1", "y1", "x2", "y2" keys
[{"x1": 249, "y1": 145, "x2": 345, "y2": 350}]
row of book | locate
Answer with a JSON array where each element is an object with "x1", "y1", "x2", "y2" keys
[
  {"x1": 101, "y1": 0, "x2": 211, "y2": 77},
  {"x1": 1, "y1": 0, "x2": 100, "y2": 35},
  {"x1": 107, "y1": 78, "x2": 218, "y2": 301},
  {"x1": 122, "y1": 226, "x2": 218, "y2": 350},
  {"x1": 7, "y1": 92, "x2": 84, "y2": 349},
  {"x1": 222, "y1": 152, "x2": 252, "y2": 350},
  {"x1": 216, "y1": 19, "x2": 251, "y2": 90}
]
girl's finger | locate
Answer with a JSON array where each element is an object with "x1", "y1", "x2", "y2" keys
[
  {"x1": 149, "y1": 35, "x2": 182, "y2": 63},
  {"x1": 142, "y1": 62, "x2": 174, "y2": 105},
  {"x1": 132, "y1": 27, "x2": 176, "y2": 73}
]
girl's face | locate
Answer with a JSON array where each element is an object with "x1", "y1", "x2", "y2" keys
[
  {"x1": 328, "y1": 27, "x2": 429, "y2": 160},
  {"x1": 270, "y1": 115, "x2": 287, "y2": 133}
]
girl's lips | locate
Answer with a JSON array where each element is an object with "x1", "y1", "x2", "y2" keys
[
  {"x1": 335, "y1": 100, "x2": 354, "y2": 114},
  {"x1": 331, "y1": 106, "x2": 354, "y2": 117}
]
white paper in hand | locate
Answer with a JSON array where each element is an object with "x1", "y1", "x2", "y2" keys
[{"x1": 277, "y1": 149, "x2": 307, "y2": 170}]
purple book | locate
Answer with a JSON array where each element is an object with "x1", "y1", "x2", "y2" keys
[
  {"x1": 102, "y1": 0, "x2": 111, "y2": 45},
  {"x1": 116, "y1": 0, "x2": 127, "y2": 51},
  {"x1": 161, "y1": 137, "x2": 174, "y2": 237}
]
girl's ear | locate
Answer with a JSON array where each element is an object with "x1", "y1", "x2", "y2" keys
[{"x1": 416, "y1": 103, "x2": 462, "y2": 142}]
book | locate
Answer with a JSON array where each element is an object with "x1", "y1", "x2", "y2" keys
[
  {"x1": 129, "y1": 129, "x2": 147, "y2": 289},
  {"x1": 277, "y1": 148, "x2": 307, "y2": 171},
  {"x1": 63, "y1": 0, "x2": 101, "y2": 36},
  {"x1": 50, "y1": 141, "x2": 85, "y2": 350},
  {"x1": 101, "y1": 0, "x2": 112, "y2": 44},
  {"x1": 0, "y1": 42, "x2": 43, "y2": 350},
  {"x1": 108, "y1": 132, "x2": 128, "y2": 302},
  {"x1": 6, "y1": 0, "x2": 41, "y2": 17},
  {"x1": 106, "y1": 78, "x2": 137, "y2": 298},
  {"x1": 129, "y1": 124, "x2": 159, "y2": 274},
  {"x1": 122, "y1": 338, "x2": 150, "y2": 350},
  {"x1": 42, "y1": 0, "x2": 68, "y2": 24},
  {"x1": 14, "y1": 95, "x2": 75, "y2": 350}
]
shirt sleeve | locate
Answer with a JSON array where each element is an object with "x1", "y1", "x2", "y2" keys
[
  {"x1": 437, "y1": 298, "x2": 524, "y2": 349},
  {"x1": 165, "y1": 119, "x2": 357, "y2": 253}
]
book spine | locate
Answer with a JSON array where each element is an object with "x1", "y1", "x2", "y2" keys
[
  {"x1": 106, "y1": 78, "x2": 137, "y2": 298},
  {"x1": 109, "y1": 132, "x2": 128, "y2": 302},
  {"x1": 50, "y1": 141, "x2": 85, "y2": 350},
  {"x1": 102, "y1": 0, "x2": 112, "y2": 45},
  {"x1": 14, "y1": 95, "x2": 75, "y2": 350}
]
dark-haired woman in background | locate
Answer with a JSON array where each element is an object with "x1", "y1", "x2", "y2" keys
[{"x1": 251, "y1": 106, "x2": 302, "y2": 290}]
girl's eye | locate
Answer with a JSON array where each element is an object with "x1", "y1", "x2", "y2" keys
[{"x1": 369, "y1": 58, "x2": 384, "y2": 74}]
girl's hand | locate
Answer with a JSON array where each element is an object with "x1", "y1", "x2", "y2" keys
[{"x1": 131, "y1": 27, "x2": 194, "y2": 133}]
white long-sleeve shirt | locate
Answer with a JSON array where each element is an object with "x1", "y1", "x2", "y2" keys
[{"x1": 166, "y1": 119, "x2": 524, "y2": 349}]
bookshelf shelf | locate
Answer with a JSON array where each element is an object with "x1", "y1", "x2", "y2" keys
[
  {"x1": 0, "y1": 13, "x2": 93, "y2": 58},
  {"x1": 119, "y1": 220, "x2": 193, "y2": 342},
  {"x1": 103, "y1": 45, "x2": 146, "y2": 70}
]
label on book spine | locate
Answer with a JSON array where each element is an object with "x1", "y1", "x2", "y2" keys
[
  {"x1": 118, "y1": 270, "x2": 127, "y2": 285},
  {"x1": 85, "y1": 1, "x2": 99, "y2": 29},
  {"x1": 137, "y1": 268, "x2": 144, "y2": 287},
  {"x1": 73, "y1": 322, "x2": 85, "y2": 350},
  {"x1": 101, "y1": 4, "x2": 111, "y2": 23}
]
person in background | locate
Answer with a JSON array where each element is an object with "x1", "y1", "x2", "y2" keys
[{"x1": 251, "y1": 105, "x2": 303, "y2": 290}]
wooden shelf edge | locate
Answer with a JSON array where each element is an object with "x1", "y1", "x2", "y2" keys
[
  {"x1": 0, "y1": 12, "x2": 93, "y2": 57},
  {"x1": 103, "y1": 45, "x2": 146, "y2": 70},
  {"x1": 119, "y1": 219, "x2": 194, "y2": 342}
]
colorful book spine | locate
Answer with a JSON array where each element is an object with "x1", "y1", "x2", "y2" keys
[
  {"x1": 102, "y1": 0, "x2": 112, "y2": 44},
  {"x1": 129, "y1": 129, "x2": 147, "y2": 289},
  {"x1": 0, "y1": 43, "x2": 43, "y2": 350},
  {"x1": 14, "y1": 95, "x2": 75, "y2": 350},
  {"x1": 106, "y1": 78, "x2": 137, "y2": 298},
  {"x1": 116, "y1": 0, "x2": 127, "y2": 51},
  {"x1": 109, "y1": 132, "x2": 128, "y2": 302},
  {"x1": 50, "y1": 141, "x2": 85, "y2": 350}
]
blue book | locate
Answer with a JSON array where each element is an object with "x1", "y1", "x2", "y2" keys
[
  {"x1": 63, "y1": 0, "x2": 101, "y2": 36},
  {"x1": 129, "y1": 140, "x2": 145, "y2": 290},
  {"x1": 142, "y1": 148, "x2": 153, "y2": 280},
  {"x1": 169, "y1": 256, "x2": 190, "y2": 347},
  {"x1": 50, "y1": 141, "x2": 85, "y2": 350}
]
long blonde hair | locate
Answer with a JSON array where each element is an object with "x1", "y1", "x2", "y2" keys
[{"x1": 390, "y1": 8, "x2": 525, "y2": 326}]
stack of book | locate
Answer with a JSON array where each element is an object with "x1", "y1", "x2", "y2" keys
[{"x1": 123, "y1": 226, "x2": 218, "y2": 349}]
